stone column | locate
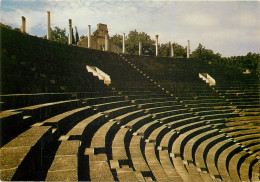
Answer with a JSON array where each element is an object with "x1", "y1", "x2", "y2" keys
[
  {"x1": 187, "y1": 40, "x2": 190, "y2": 58},
  {"x1": 155, "y1": 35, "x2": 159, "y2": 56},
  {"x1": 171, "y1": 43, "x2": 174, "y2": 58},
  {"x1": 68, "y1": 19, "x2": 72, "y2": 45},
  {"x1": 21, "y1": 16, "x2": 26, "y2": 33},
  {"x1": 139, "y1": 42, "x2": 142, "y2": 56},
  {"x1": 122, "y1": 33, "x2": 125, "y2": 54},
  {"x1": 88, "y1": 25, "x2": 91, "y2": 48},
  {"x1": 105, "y1": 35, "x2": 109, "y2": 51},
  {"x1": 47, "y1": 11, "x2": 51, "y2": 40}
]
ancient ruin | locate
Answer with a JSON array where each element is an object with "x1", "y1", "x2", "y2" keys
[
  {"x1": 78, "y1": 23, "x2": 122, "y2": 53},
  {"x1": 0, "y1": 12, "x2": 259, "y2": 182}
]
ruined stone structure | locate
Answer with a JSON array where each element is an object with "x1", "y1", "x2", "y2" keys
[
  {"x1": 78, "y1": 23, "x2": 123, "y2": 53},
  {"x1": 1, "y1": 24, "x2": 259, "y2": 182}
]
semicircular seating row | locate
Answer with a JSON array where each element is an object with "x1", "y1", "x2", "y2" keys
[{"x1": 1, "y1": 54, "x2": 259, "y2": 182}]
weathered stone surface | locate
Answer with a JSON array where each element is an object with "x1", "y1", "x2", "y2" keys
[
  {"x1": 49, "y1": 155, "x2": 77, "y2": 171},
  {"x1": 89, "y1": 153, "x2": 107, "y2": 162},
  {"x1": 0, "y1": 147, "x2": 30, "y2": 170},
  {"x1": 0, "y1": 168, "x2": 17, "y2": 181},
  {"x1": 56, "y1": 140, "x2": 80, "y2": 156},
  {"x1": 0, "y1": 126, "x2": 52, "y2": 181},
  {"x1": 46, "y1": 170, "x2": 78, "y2": 181},
  {"x1": 46, "y1": 140, "x2": 80, "y2": 181},
  {"x1": 117, "y1": 168, "x2": 138, "y2": 181},
  {"x1": 90, "y1": 161, "x2": 114, "y2": 181}
]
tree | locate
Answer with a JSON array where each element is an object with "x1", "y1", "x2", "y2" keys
[
  {"x1": 0, "y1": 23, "x2": 12, "y2": 30},
  {"x1": 172, "y1": 43, "x2": 186, "y2": 58},
  {"x1": 111, "y1": 34, "x2": 123, "y2": 48},
  {"x1": 191, "y1": 43, "x2": 221, "y2": 61},
  {"x1": 190, "y1": 43, "x2": 204, "y2": 59},
  {"x1": 43, "y1": 26, "x2": 68, "y2": 44},
  {"x1": 80, "y1": 35, "x2": 86, "y2": 41},
  {"x1": 158, "y1": 42, "x2": 171, "y2": 57},
  {"x1": 223, "y1": 53, "x2": 259, "y2": 72},
  {"x1": 125, "y1": 30, "x2": 155, "y2": 56}
]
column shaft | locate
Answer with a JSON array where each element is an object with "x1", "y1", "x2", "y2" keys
[
  {"x1": 139, "y1": 42, "x2": 142, "y2": 56},
  {"x1": 47, "y1": 11, "x2": 51, "y2": 40},
  {"x1": 155, "y1": 35, "x2": 159, "y2": 56},
  {"x1": 187, "y1": 40, "x2": 190, "y2": 58},
  {"x1": 21, "y1": 16, "x2": 26, "y2": 33},
  {"x1": 105, "y1": 35, "x2": 109, "y2": 51},
  {"x1": 68, "y1": 19, "x2": 72, "y2": 45},
  {"x1": 88, "y1": 25, "x2": 91, "y2": 48},
  {"x1": 171, "y1": 43, "x2": 174, "y2": 58},
  {"x1": 122, "y1": 33, "x2": 125, "y2": 54}
]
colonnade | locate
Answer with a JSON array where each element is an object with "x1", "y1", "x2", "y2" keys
[{"x1": 21, "y1": 12, "x2": 191, "y2": 58}]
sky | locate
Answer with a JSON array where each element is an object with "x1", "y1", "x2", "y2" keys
[{"x1": 1, "y1": 0, "x2": 259, "y2": 57}]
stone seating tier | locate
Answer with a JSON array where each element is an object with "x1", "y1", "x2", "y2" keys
[
  {"x1": 0, "y1": 126, "x2": 53, "y2": 181},
  {"x1": 1, "y1": 25, "x2": 259, "y2": 181}
]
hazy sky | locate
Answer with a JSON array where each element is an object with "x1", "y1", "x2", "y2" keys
[{"x1": 1, "y1": 0, "x2": 259, "y2": 57}]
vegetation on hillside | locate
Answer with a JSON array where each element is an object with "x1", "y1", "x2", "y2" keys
[
  {"x1": 43, "y1": 26, "x2": 68, "y2": 44},
  {"x1": 111, "y1": 30, "x2": 188, "y2": 58},
  {"x1": 111, "y1": 30, "x2": 259, "y2": 74},
  {"x1": 191, "y1": 43, "x2": 221, "y2": 61},
  {"x1": 190, "y1": 43, "x2": 259, "y2": 75},
  {"x1": 0, "y1": 23, "x2": 21, "y2": 32},
  {"x1": 216, "y1": 53, "x2": 259, "y2": 75},
  {"x1": 111, "y1": 30, "x2": 156, "y2": 56},
  {"x1": 1, "y1": 23, "x2": 258, "y2": 74}
]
